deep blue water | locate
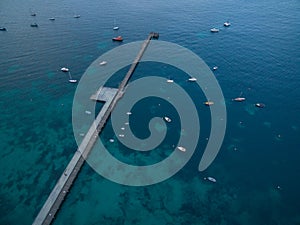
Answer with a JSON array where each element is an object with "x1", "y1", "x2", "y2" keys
[{"x1": 0, "y1": 0, "x2": 300, "y2": 224}]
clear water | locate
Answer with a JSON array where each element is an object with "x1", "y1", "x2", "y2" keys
[{"x1": 0, "y1": 0, "x2": 300, "y2": 224}]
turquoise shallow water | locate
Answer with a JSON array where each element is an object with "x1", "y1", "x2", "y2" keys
[{"x1": 0, "y1": 0, "x2": 300, "y2": 224}]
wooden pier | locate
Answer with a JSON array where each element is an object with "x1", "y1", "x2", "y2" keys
[{"x1": 33, "y1": 32, "x2": 158, "y2": 225}]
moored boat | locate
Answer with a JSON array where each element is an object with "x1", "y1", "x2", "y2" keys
[
  {"x1": 177, "y1": 146, "x2": 186, "y2": 152},
  {"x1": 233, "y1": 97, "x2": 246, "y2": 102},
  {"x1": 210, "y1": 28, "x2": 219, "y2": 33},
  {"x1": 0, "y1": 27, "x2": 7, "y2": 31},
  {"x1": 67, "y1": 71, "x2": 77, "y2": 83},
  {"x1": 164, "y1": 116, "x2": 172, "y2": 123},
  {"x1": 61, "y1": 67, "x2": 69, "y2": 72},
  {"x1": 69, "y1": 79, "x2": 77, "y2": 83},
  {"x1": 188, "y1": 77, "x2": 197, "y2": 82},
  {"x1": 224, "y1": 21, "x2": 231, "y2": 27},
  {"x1": 113, "y1": 19, "x2": 119, "y2": 30},
  {"x1": 204, "y1": 176, "x2": 217, "y2": 183},
  {"x1": 204, "y1": 101, "x2": 214, "y2": 106},
  {"x1": 255, "y1": 103, "x2": 265, "y2": 108},
  {"x1": 30, "y1": 23, "x2": 38, "y2": 27},
  {"x1": 112, "y1": 36, "x2": 123, "y2": 41},
  {"x1": 99, "y1": 61, "x2": 107, "y2": 66}
]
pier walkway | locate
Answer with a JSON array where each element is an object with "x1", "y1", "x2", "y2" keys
[{"x1": 33, "y1": 32, "x2": 158, "y2": 225}]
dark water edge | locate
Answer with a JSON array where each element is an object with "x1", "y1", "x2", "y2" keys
[{"x1": 0, "y1": 0, "x2": 300, "y2": 224}]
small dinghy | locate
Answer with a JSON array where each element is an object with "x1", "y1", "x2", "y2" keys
[
  {"x1": 224, "y1": 21, "x2": 231, "y2": 27},
  {"x1": 99, "y1": 61, "x2": 107, "y2": 66},
  {"x1": 177, "y1": 146, "x2": 186, "y2": 152},
  {"x1": 68, "y1": 71, "x2": 77, "y2": 83},
  {"x1": 233, "y1": 97, "x2": 246, "y2": 102},
  {"x1": 188, "y1": 77, "x2": 197, "y2": 82},
  {"x1": 112, "y1": 36, "x2": 123, "y2": 41},
  {"x1": 204, "y1": 101, "x2": 214, "y2": 106},
  {"x1": 164, "y1": 116, "x2": 172, "y2": 123},
  {"x1": 61, "y1": 67, "x2": 69, "y2": 72},
  {"x1": 255, "y1": 103, "x2": 265, "y2": 108},
  {"x1": 204, "y1": 176, "x2": 217, "y2": 183},
  {"x1": 210, "y1": 28, "x2": 219, "y2": 33}
]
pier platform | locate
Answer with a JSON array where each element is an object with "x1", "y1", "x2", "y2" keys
[{"x1": 90, "y1": 87, "x2": 118, "y2": 102}]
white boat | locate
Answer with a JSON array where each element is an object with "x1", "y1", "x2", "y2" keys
[
  {"x1": 210, "y1": 28, "x2": 219, "y2": 33},
  {"x1": 233, "y1": 97, "x2": 246, "y2": 102},
  {"x1": 85, "y1": 110, "x2": 91, "y2": 114},
  {"x1": 213, "y1": 66, "x2": 218, "y2": 71},
  {"x1": 74, "y1": 15, "x2": 80, "y2": 18},
  {"x1": 164, "y1": 116, "x2": 171, "y2": 123},
  {"x1": 99, "y1": 61, "x2": 107, "y2": 66},
  {"x1": 126, "y1": 111, "x2": 132, "y2": 115},
  {"x1": 68, "y1": 71, "x2": 77, "y2": 83},
  {"x1": 204, "y1": 101, "x2": 214, "y2": 106},
  {"x1": 177, "y1": 146, "x2": 186, "y2": 152},
  {"x1": 49, "y1": 17, "x2": 55, "y2": 21},
  {"x1": 167, "y1": 79, "x2": 174, "y2": 83},
  {"x1": 255, "y1": 103, "x2": 265, "y2": 108},
  {"x1": 188, "y1": 77, "x2": 197, "y2": 82},
  {"x1": 109, "y1": 138, "x2": 115, "y2": 143},
  {"x1": 113, "y1": 19, "x2": 119, "y2": 30},
  {"x1": 224, "y1": 21, "x2": 231, "y2": 27},
  {"x1": 205, "y1": 176, "x2": 217, "y2": 183},
  {"x1": 61, "y1": 67, "x2": 69, "y2": 72}
]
